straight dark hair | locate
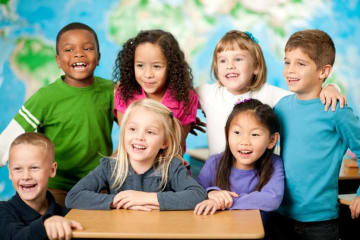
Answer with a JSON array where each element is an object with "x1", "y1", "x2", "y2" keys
[{"x1": 215, "y1": 99, "x2": 279, "y2": 191}]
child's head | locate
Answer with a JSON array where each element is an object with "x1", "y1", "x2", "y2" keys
[
  {"x1": 284, "y1": 29, "x2": 335, "y2": 99},
  {"x1": 211, "y1": 30, "x2": 266, "y2": 94},
  {"x1": 113, "y1": 29, "x2": 193, "y2": 106},
  {"x1": 55, "y1": 22, "x2": 100, "y2": 87},
  {"x1": 216, "y1": 99, "x2": 279, "y2": 191},
  {"x1": 112, "y1": 98, "x2": 182, "y2": 189},
  {"x1": 8, "y1": 133, "x2": 57, "y2": 207}
]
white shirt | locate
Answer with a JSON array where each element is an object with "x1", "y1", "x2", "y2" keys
[{"x1": 196, "y1": 82, "x2": 291, "y2": 156}]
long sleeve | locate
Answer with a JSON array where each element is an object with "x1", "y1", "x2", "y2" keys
[
  {"x1": 231, "y1": 156, "x2": 284, "y2": 211},
  {"x1": 0, "y1": 210, "x2": 48, "y2": 240},
  {"x1": 0, "y1": 120, "x2": 25, "y2": 167},
  {"x1": 65, "y1": 158, "x2": 116, "y2": 210},
  {"x1": 157, "y1": 158, "x2": 207, "y2": 210},
  {"x1": 197, "y1": 153, "x2": 221, "y2": 190}
]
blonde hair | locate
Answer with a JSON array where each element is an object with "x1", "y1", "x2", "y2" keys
[
  {"x1": 9, "y1": 132, "x2": 54, "y2": 162},
  {"x1": 111, "y1": 98, "x2": 183, "y2": 190},
  {"x1": 211, "y1": 30, "x2": 267, "y2": 92}
]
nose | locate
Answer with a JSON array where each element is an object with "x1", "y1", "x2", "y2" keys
[
  {"x1": 135, "y1": 130, "x2": 145, "y2": 141},
  {"x1": 239, "y1": 135, "x2": 250, "y2": 145},
  {"x1": 144, "y1": 66, "x2": 154, "y2": 78},
  {"x1": 226, "y1": 60, "x2": 235, "y2": 69},
  {"x1": 74, "y1": 48, "x2": 85, "y2": 58},
  {"x1": 22, "y1": 169, "x2": 31, "y2": 180}
]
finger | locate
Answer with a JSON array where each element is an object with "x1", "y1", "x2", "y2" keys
[
  {"x1": 71, "y1": 220, "x2": 83, "y2": 230},
  {"x1": 210, "y1": 205, "x2": 217, "y2": 215},
  {"x1": 331, "y1": 97, "x2": 337, "y2": 112},
  {"x1": 229, "y1": 191, "x2": 239, "y2": 198},
  {"x1": 323, "y1": 96, "x2": 330, "y2": 112},
  {"x1": 320, "y1": 91, "x2": 326, "y2": 104},
  {"x1": 63, "y1": 221, "x2": 73, "y2": 240},
  {"x1": 338, "y1": 96, "x2": 345, "y2": 109}
]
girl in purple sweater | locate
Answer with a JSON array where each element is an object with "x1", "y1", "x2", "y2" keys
[{"x1": 194, "y1": 99, "x2": 284, "y2": 217}]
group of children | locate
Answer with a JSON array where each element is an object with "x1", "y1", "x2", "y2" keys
[{"x1": 0, "y1": 21, "x2": 359, "y2": 240}]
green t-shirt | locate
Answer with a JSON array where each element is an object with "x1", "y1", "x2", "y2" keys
[{"x1": 14, "y1": 76, "x2": 114, "y2": 190}]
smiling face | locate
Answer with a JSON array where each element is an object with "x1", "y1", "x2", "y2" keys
[
  {"x1": 9, "y1": 144, "x2": 57, "y2": 209},
  {"x1": 216, "y1": 48, "x2": 259, "y2": 95},
  {"x1": 228, "y1": 111, "x2": 277, "y2": 170},
  {"x1": 283, "y1": 47, "x2": 324, "y2": 100},
  {"x1": 56, "y1": 29, "x2": 100, "y2": 87},
  {"x1": 134, "y1": 42, "x2": 168, "y2": 101},
  {"x1": 124, "y1": 106, "x2": 168, "y2": 172}
]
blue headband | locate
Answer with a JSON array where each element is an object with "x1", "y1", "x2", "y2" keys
[{"x1": 244, "y1": 31, "x2": 259, "y2": 44}]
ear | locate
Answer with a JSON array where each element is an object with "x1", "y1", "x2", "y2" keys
[
  {"x1": 161, "y1": 140, "x2": 168, "y2": 150},
  {"x1": 55, "y1": 55, "x2": 61, "y2": 68},
  {"x1": 253, "y1": 65, "x2": 260, "y2": 75},
  {"x1": 97, "y1": 52, "x2": 101, "y2": 66},
  {"x1": 319, "y1": 64, "x2": 332, "y2": 81},
  {"x1": 49, "y1": 161, "x2": 57, "y2": 178},
  {"x1": 267, "y1": 132, "x2": 280, "y2": 149}
]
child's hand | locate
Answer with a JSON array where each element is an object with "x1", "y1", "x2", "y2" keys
[
  {"x1": 44, "y1": 215, "x2": 83, "y2": 240},
  {"x1": 112, "y1": 190, "x2": 158, "y2": 209},
  {"x1": 320, "y1": 84, "x2": 347, "y2": 112},
  {"x1": 194, "y1": 199, "x2": 219, "y2": 215},
  {"x1": 128, "y1": 204, "x2": 160, "y2": 211},
  {"x1": 189, "y1": 117, "x2": 207, "y2": 136},
  {"x1": 208, "y1": 190, "x2": 238, "y2": 210},
  {"x1": 349, "y1": 196, "x2": 360, "y2": 219}
]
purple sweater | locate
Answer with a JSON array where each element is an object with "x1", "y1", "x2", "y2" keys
[{"x1": 197, "y1": 153, "x2": 284, "y2": 212}]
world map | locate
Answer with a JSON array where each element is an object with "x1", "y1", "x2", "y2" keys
[{"x1": 0, "y1": 0, "x2": 359, "y2": 199}]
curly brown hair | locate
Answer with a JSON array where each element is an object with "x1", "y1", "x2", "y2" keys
[{"x1": 113, "y1": 29, "x2": 194, "y2": 114}]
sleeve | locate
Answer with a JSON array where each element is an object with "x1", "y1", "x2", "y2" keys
[
  {"x1": 113, "y1": 88, "x2": 128, "y2": 115},
  {"x1": 13, "y1": 89, "x2": 47, "y2": 132},
  {"x1": 231, "y1": 155, "x2": 285, "y2": 212},
  {"x1": 180, "y1": 89, "x2": 199, "y2": 125},
  {"x1": 196, "y1": 154, "x2": 219, "y2": 190},
  {"x1": 157, "y1": 158, "x2": 207, "y2": 210},
  {"x1": 0, "y1": 120, "x2": 25, "y2": 167},
  {"x1": 334, "y1": 107, "x2": 360, "y2": 196},
  {"x1": 264, "y1": 84, "x2": 292, "y2": 107},
  {"x1": 65, "y1": 158, "x2": 116, "y2": 210},
  {"x1": 0, "y1": 205, "x2": 48, "y2": 240}
]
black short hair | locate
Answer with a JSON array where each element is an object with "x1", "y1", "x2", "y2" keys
[{"x1": 56, "y1": 22, "x2": 100, "y2": 55}]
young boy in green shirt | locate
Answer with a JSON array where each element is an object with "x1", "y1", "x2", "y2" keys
[{"x1": 0, "y1": 22, "x2": 114, "y2": 205}]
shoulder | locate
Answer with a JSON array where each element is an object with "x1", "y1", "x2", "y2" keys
[
  {"x1": 94, "y1": 77, "x2": 114, "y2": 92},
  {"x1": 196, "y1": 82, "x2": 219, "y2": 94},
  {"x1": 99, "y1": 157, "x2": 116, "y2": 170},
  {"x1": 271, "y1": 154, "x2": 283, "y2": 166}
]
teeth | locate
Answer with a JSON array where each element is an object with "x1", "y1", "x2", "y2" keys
[
  {"x1": 133, "y1": 144, "x2": 146, "y2": 150},
  {"x1": 226, "y1": 73, "x2": 239, "y2": 78},
  {"x1": 240, "y1": 150, "x2": 252, "y2": 154},
  {"x1": 72, "y1": 62, "x2": 87, "y2": 67}
]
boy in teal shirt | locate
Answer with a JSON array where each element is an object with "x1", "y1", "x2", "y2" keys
[
  {"x1": 0, "y1": 22, "x2": 114, "y2": 205},
  {"x1": 271, "y1": 29, "x2": 360, "y2": 239}
]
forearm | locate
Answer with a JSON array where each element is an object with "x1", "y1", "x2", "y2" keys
[
  {"x1": 231, "y1": 191, "x2": 283, "y2": 211},
  {"x1": 0, "y1": 120, "x2": 25, "y2": 167},
  {"x1": 65, "y1": 189, "x2": 115, "y2": 210},
  {"x1": 157, "y1": 187, "x2": 207, "y2": 210}
]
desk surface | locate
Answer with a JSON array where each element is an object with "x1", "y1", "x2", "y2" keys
[
  {"x1": 65, "y1": 209, "x2": 264, "y2": 239},
  {"x1": 339, "y1": 159, "x2": 359, "y2": 180}
]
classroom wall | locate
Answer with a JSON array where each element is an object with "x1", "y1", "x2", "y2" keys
[{"x1": 0, "y1": 0, "x2": 359, "y2": 199}]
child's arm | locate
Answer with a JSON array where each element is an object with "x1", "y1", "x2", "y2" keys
[
  {"x1": 111, "y1": 190, "x2": 159, "y2": 210},
  {"x1": 43, "y1": 216, "x2": 83, "y2": 240},
  {"x1": 0, "y1": 120, "x2": 25, "y2": 167},
  {"x1": 157, "y1": 158, "x2": 207, "y2": 210},
  {"x1": 65, "y1": 158, "x2": 117, "y2": 210},
  {"x1": 320, "y1": 84, "x2": 347, "y2": 111},
  {"x1": 230, "y1": 155, "x2": 284, "y2": 211},
  {"x1": 350, "y1": 196, "x2": 360, "y2": 219}
]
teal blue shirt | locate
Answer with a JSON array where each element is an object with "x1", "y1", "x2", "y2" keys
[{"x1": 274, "y1": 94, "x2": 360, "y2": 222}]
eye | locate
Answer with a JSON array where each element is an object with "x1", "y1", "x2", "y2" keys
[
  {"x1": 147, "y1": 130, "x2": 156, "y2": 135},
  {"x1": 64, "y1": 48, "x2": 72, "y2": 52},
  {"x1": 284, "y1": 60, "x2": 290, "y2": 65},
  {"x1": 154, "y1": 64, "x2": 162, "y2": 69},
  {"x1": 218, "y1": 59, "x2": 226, "y2": 64},
  {"x1": 235, "y1": 57, "x2": 243, "y2": 62},
  {"x1": 251, "y1": 133, "x2": 260, "y2": 137},
  {"x1": 298, "y1": 62, "x2": 306, "y2": 66},
  {"x1": 13, "y1": 167, "x2": 21, "y2": 171},
  {"x1": 31, "y1": 166, "x2": 40, "y2": 170},
  {"x1": 84, "y1": 47, "x2": 94, "y2": 51},
  {"x1": 233, "y1": 130, "x2": 240, "y2": 135},
  {"x1": 135, "y1": 63, "x2": 143, "y2": 68},
  {"x1": 128, "y1": 127, "x2": 136, "y2": 132}
]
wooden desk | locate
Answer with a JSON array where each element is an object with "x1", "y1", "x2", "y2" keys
[
  {"x1": 65, "y1": 209, "x2": 264, "y2": 239},
  {"x1": 339, "y1": 159, "x2": 359, "y2": 180}
]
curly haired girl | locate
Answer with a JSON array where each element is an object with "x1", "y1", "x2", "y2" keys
[{"x1": 113, "y1": 29, "x2": 197, "y2": 151}]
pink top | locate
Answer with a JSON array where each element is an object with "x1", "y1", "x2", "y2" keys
[{"x1": 114, "y1": 87, "x2": 198, "y2": 126}]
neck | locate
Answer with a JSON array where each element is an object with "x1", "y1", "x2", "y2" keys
[
  {"x1": 24, "y1": 193, "x2": 49, "y2": 215},
  {"x1": 130, "y1": 159, "x2": 154, "y2": 174}
]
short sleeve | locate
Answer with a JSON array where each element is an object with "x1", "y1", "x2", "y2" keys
[
  {"x1": 113, "y1": 88, "x2": 128, "y2": 115},
  {"x1": 179, "y1": 89, "x2": 198, "y2": 125}
]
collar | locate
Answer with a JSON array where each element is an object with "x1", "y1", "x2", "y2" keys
[
  {"x1": 140, "y1": 88, "x2": 180, "y2": 109},
  {"x1": 10, "y1": 191, "x2": 59, "y2": 222}
]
